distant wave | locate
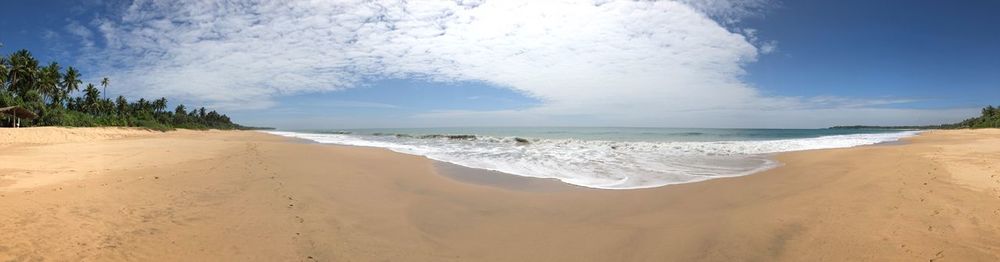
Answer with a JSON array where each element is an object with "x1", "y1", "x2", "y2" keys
[
  {"x1": 265, "y1": 130, "x2": 919, "y2": 189},
  {"x1": 319, "y1": 130, "x2": 353, "y2": 135},
  {"x1": 669, "y1": 132, "x2": 705, "y2": 136},
  {"x1": 362, "y1": 132, "x2": 536, "y2": 143}
]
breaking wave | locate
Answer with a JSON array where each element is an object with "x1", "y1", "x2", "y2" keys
[{"x1": 266, "y1": 130, "x2": 919, "y2": 189}]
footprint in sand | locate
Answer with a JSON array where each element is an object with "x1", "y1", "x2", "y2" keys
[{"x1": 929, "y1": 250, "x2": 945, "y2": 261}]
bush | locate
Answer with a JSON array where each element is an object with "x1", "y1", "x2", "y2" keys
[
  {"x1": 136, "y1": 119, "x2": 174, "y2": 132},
  {"x1": 54, "y1": 110, "x2": 98, "y2": 127}
]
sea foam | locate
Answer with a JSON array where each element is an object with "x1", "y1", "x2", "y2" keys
[{"x1": 265, "y1": 130, "x2": 919, "y2": 189}]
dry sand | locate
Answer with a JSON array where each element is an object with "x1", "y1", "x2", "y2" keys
[{"x1": 1, "y1": 127, "x2": 999, "y2": 261}]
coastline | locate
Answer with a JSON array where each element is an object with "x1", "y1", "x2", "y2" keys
[
  {"x1": 1, "y1": 127, "x2": 999, "y2": 261},
  {"x1": 265, "y1": 129, "x2": 922, "y2": 190},
  {"x1": 266, "y1": 129, "x2": 919, "y2": 191}
]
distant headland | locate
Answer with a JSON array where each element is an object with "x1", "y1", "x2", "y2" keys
[{"x1": 831, "y1": 105, "x2": 1000, "y2": 130}]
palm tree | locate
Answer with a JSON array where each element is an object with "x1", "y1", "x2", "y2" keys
[
  {"x1": 83, "y1": 83, "x2": 100, "y2": 114},
  {"x1": 7, "y1": 49, "x2": 39, "y2": 97},
  {"x1": 174, "y1": 104, "x2": 187, "y2": 116},
  {"x1": 135, "y1": 98, "x2": 148, "y2": 114},
  {"x1": 100, "y1": 77, "x2": 109, "y2": 100},
  {"x1": 0, "y1": 56, "x2": 9, "y2": 90},
  {"x1": 61, "y1": 67, "x2": 82, "y2": 102},
  {"x1": 198, "y1": 107, "x2": 206, "y2": 119},
  {"x1": 70, "y1": 97, "x2": 84, "y2": 111},
  {"x1": 39, "y1": 62, "x2": 62, "y2": 106},
  {"x1": 116, "y1": 96, "x2": 129, "y2": 115},
  {"x1": 0, "y1": 43, "x2": 5, "y2": 88},
  {"x1": 153, "y1": 97, "x2": 167, "y2": 113},
  {"x1": 100, "y1": 98, "x2": 114, "y2": 115}
]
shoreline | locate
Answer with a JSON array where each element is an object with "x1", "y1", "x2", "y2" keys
[
  {"x1": 264, "y1": 129, "x2": 921, "y2": 191},
  {"x1": 261, "y1": 130, "x2": 588, "y2": 191},
  {"x1": 258, "y1": 133, "x2": 575, "y2": 192},
  {"x1": 2, "y1": 127, "x2": 999, "y2": 261},
  {"x1": 433, "y1": 161, "x2": 583, "y2": 192}
]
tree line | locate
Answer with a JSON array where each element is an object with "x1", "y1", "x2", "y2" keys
[
  {"x1": 830, "y1": 105, "x2": 1000, "y2": 130},
  {"x1": 956, "y1": 105, "x2": 1000, "y2": 128},
  {"x1": 0, "y1": 48, "x2": 248, "y2": 130}
]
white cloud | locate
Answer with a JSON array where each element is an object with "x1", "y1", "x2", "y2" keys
[
  {"x1": 65, "y1": 21, "x2": 95, "y2": 48},
  {"x1": 758, "y1": 40, "x2": 778, "y2": 54},
  {"x1": 71, "y1": 0, "x2": 969, "y2": 127}
]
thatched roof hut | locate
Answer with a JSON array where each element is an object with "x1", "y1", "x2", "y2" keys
[
  {"x1": 0, "y1": 106, "x2": 37, "y2": 119},
  {"x1": 0, "y1": 106, "x2": 37, "y2": 128}
]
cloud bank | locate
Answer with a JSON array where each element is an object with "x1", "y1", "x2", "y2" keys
[{"x1": 69, "y1": 0, "x2": 972, "y2": 127}]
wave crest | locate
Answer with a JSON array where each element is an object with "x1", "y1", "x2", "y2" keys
[{"x1": 265, "y1": 130, "x2": 918, "y2": 189}]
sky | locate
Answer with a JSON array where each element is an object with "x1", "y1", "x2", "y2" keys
[{"x1": 1, "y1": 0, "x2": 997, "y2": 129}]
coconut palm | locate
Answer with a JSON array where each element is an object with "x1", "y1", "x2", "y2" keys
[
  {"x1": 100, "y1": 77, "x2": 109, "y2": 100},
  {"x1": 174, "y1": 104, "x2": 187, "y2": 116},
  {"x1": 39, "y1": 62, "x2": 62, "y2": 106},
  {"x1": 83, "y1": 83, "x2": 101, "y2": 114},
  {"x1": 0, "y1": 43, "x2": 5, "y2": 88},
  {"x1": 116, "y1": 95, "x2": 129, "y2": 115},
  {"x1": 7, "y1": 49, "x2": 39, "y2": 97},
  {"x1": 61, "y1": 67, "x2": 82, "y2": 101},
  {"x1": 135, "y1": 98, "x2": 148, "y2": 114},
  {"x1": 0, "y1": 56, "x2": 9, "y2": 90},
  {"x1": 153, "y1": 97, "x2": 167, "y2": 113}
]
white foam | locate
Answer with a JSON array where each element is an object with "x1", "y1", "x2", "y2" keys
[{"x1": 264, "y1": 130, "x2": 919, "y2": 189}]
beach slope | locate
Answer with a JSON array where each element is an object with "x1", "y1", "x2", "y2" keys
[{"x1": 1, "y1": 127, "x2": 999, "y2": 261}]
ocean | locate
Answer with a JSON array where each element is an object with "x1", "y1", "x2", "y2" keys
[{"x1": 265, "y1": 127, "x2": 919, "y2": 189}]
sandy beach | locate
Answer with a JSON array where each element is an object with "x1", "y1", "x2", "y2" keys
[{"x1": 1, "y1": 127, "x2": 999, "y2": 261}]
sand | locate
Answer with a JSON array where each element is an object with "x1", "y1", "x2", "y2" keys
[{"x1": 1, "y1": 127, "x2": 999, "y2": 261}]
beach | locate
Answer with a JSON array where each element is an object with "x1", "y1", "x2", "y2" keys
[{"x1": 2, "y1": 127, "x2": 999, "y2": 261}]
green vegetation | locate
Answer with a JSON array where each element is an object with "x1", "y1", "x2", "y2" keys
[
  {"x1": 831, "y1": 105, "x2": 1000, "y2": 130},
  {"x1": 0, "y1": 48, "x2": 251, "y2": 131},
  {"x1": 955, "y1": 105, "x2": 1000, "y2": 128}
]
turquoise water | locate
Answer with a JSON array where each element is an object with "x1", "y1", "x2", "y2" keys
[{"x1": 268, "y1": 127, "x2": 919, "y2": 189}]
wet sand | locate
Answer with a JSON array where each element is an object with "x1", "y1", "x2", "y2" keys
[
  {"x1": 1, "y1": 127, "x2": 999, "y2": 261},
  {"x1": 434, "y1": 162, "x2": 581, "y2": 192}
]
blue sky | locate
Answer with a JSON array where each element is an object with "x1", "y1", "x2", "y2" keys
[
  {"x1": 1, "y1": 0, "x2": 997, "y2": 128},
  {"x1": 743, "y1": 0, "x2": 1000, "y2": 109}
]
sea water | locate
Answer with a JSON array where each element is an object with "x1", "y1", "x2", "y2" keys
[{"x1": 266, "y1": 127, "x2": 919, "y2": 189}]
